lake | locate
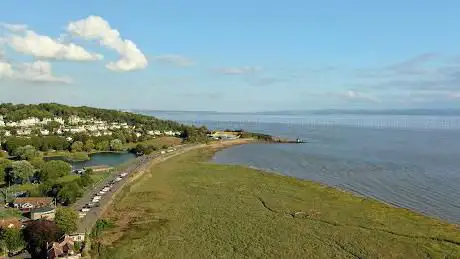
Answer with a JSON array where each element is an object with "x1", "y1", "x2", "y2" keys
[
  {"x1": 143, "y1": 111, "x2": 460, "y2": 224},
  {"x1": 46, "y1": 152, "x2": 136, "y2": 170}
]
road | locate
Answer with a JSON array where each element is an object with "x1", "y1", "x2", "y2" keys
[{"x1": 74, "y1": 144, "x2": 202, "y2": 233}]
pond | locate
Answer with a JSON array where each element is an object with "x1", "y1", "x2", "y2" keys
[{"x1": 45, "y1": 152, "x2": 137, "y2": 170}]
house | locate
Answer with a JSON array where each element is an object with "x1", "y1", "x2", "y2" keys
[
  {"x1": 66, "y1": 136, "x2": 73, "y2": 142},
  {"x1": 13, "y1": 197, "x2": 54, "y2": 211},
  {"x1": 30, "y1": 206, "x2": 56, "y2": 220},
  {"x1": 40, "y1": 129, "x2": 50, "y2": 135},
  {"x1": 47, "y1": 235, "x2": 79, "y2": 259},
  {"x1": 53, "y1": 117, "x2": 65, "y2": 124},
  {"x1": 18, "y1": 117, "x2": 40, "y2": 127},
  {"x1": 5, "y1": 121, "x2": 18, "y2": 127},
  {"x1": 4, "y1": 130, "x2": 11, "y2": 137},
  {"x1": 154, "y1": 130, "x2": 161, "y2": 135},
  {"x1": 0, "y1": 218, "x2": 22, "y2": 229},
  {"x1": 84, "y1": 165, "x2": 112, "y2": 173},
  {"x1": 164, "y1": 130, "x2": 174, "y2": 136},
  {"x1": 17, "y1": 129, "x2": 32, "y2": 136},
  {"x1": 135, "y1": 132, "x2": 142, "y2": 138},
  {"x1": 41, "y1": 118, "x2": 52, "y2": 124},
  {"x1": 68, "y1": 233, "x2": 85, "y2": 242},
  {"x1": 0, "y1": 117, "x2": 4, "y2": 127}
]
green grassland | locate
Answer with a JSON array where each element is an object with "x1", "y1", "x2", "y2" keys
[
  {"x1": 94, "y1": 147, "x2": 460, "y2": 258},
  {"x1": 122, "y1": 136, "x2": 183, "y2": 150}
]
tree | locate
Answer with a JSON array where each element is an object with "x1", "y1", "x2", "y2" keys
[
  {"x1": 12, "y1": 145, "x2": 39, "y2": 160},
  {"x1": 29, "y1": 157, "x2": 45, "y2": 171},
  {"x1": 0, "y1": 159, "x2": 12, "y2": 183},
  {"x1": 70, "y1": 141, "x2": 83, "y2": 152},
  {"x1": 10, "y1": 160, "x2": 34, "y2": 183},
  {"x1": 23, "y1": 220, "x2": 59, "y2": 258},
  {"x1": 110, "y1": 139, "x2": 123, "y2": 151},
  {"x1": 57, "y1": 181, "x2": 82, "y2": 205},
  {"x1": 83, "y1": 139, "x2": 94, "y2": 152},
  {"x1": 55, "y1": 207, "x2": 78, "y2": 234},
  {"x1": 95, "y1": 140, "x2": 109, "y2": 151},
  {"x1": 77, "y1": 172, "x2": 93, "y2": 187},
  {"x1": 39, "y1": 160, "x2": 71, "y2": 181},
  {"x1": 0, "y1": 228, "x2": 26, "y2": 253}
]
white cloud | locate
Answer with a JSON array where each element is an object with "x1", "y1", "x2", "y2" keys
[
  {"x1": 153, "y1": 54, "x2": 195, "y2": 67},
  {"x1": 6, "y1": 30, "x2": 103, "y2": 61},
  {"x1": 215, "y1": 66, "x2": 262, "y2": 75},
  {"x1": 1, "y1": 23, "x2": 28, "y2": 32},
  {"x1": 67, "y1": 15, "x2": 148, "y2": 72},
  {"x1": 329, "y1": 90, "x2": 378, "y2": 102},
  {"x1": 0, "y1": 60, "x2": 71, "y2": 83}
]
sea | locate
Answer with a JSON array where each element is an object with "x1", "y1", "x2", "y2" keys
[{"x1": 142, "y1": 111, "x2": 460, "y2": 224}]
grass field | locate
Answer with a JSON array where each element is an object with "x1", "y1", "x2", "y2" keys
[
  {"x1": 123, "y1": 137, "x2": 183, "y2": 150},
  {"x1": 94, "y1": 147, "x2": 460, "y2": 258}
]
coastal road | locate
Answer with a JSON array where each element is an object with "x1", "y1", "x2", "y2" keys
[{"x1": 74, "y1": 144, "x2": 202, "y2": 233}]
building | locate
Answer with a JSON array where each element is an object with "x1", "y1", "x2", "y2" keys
[
  {"x1": 31, "y1": 206, "x2": 56, "y2": 220},
  {"x1": 84, "y1": 165, "x2": 112, "y2": 173},
  {"x1": 40, "y1": 129, "x2": 50, "y2": 135},
  {"x1": 47, "y1": 235, "x2": 79, "y2": 259},
  {"x1": 68, "y1": 233, "x2": 85, "y2": 242},
  {"x1": 13, "y1": 197, "x2": 54, "y2": 211}
]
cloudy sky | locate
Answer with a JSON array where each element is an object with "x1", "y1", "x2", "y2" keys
[{"x1": 0, "y1": 1, "x2": 459, "y2": 112}]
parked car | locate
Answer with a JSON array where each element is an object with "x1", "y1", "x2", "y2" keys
[
  {"x1": 81, "y1": 207, "x2": 90, "y2": 212},
  {"x1": 115, "y1": 177, "x2": 122, "y2": 182},
  {"x1": 120, "y1": 172, "x2": 128, "y2": 177}
]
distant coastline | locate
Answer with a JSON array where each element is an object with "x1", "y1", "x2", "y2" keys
[{"x1": 133, "y1": 108, "x2": 460, "y2": 116}]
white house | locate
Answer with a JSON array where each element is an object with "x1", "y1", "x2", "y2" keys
[
  {"x1": 41, "y1": 118, "x2": 52, "y2": 124},
  {"x1": 92, "y1": 131, "x2": 102, "y2": 137},
  {"x1": 102, "y1": 131, "x2": 112, "y2": 136},
  {"x1": 5, "y1": 122, "x2": 18, "y2": 127},
  {"x1": 66, "y1": 136, "x2": 73, "y2": 142},
  {"x1": 0, "y1": 116, "x2": 4, "y2": 127},
  {"x1": 70, "y1": 127, "x2": 86, "y2": 133},
  {"x1": 40, "y1": 129, "x2": 50, "y2": 135},
  {"x1": 18, "y1": 117, "x2": 40, "y2": 127},
  {"x1": 53, "y1": 117, "x2": 65, "y2": 124},
  {"x1": 154, "y1": 130, "x2": 161, "y2": 135},
  {"x1": 135, "y1": 132, "x2": 142, "y2": 138},
  {"x1": 147, "y1": 130, "x2": 154, "y2": 135},
  {"x1": 164, "y1": 130, "x2": 174, "y2": 136},
  {"x1": 4, "y1": 130, "x2": 11, "y2": 137},
  {"x1": 17, "y1": 129, "x2": 32, "y2": 136}
]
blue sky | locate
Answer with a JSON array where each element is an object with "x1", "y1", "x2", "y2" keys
[{"x1": 0, "y1": 1, "x2": 459, "y2": 112}]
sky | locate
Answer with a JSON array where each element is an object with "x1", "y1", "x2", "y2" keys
[{"x1": 0, "y1": 1, "x2": 459, "y2": 112}]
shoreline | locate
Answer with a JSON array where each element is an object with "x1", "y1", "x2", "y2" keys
[
  {"x1": 92, "y1": 139, "x2": 460, "y2": 258},
  {"x1": 211, "y1": 142, "x2": 460, "y2": 225}
]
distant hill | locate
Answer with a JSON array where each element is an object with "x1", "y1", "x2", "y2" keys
[{"x1": 133, "y1": 109, "x2": 460, "y2": 116}]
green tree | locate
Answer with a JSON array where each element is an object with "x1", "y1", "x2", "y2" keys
[
  {"x1": 55, "y1": 207, "x2": 78, "y2": 234},
  {"x1": 10, "y1": 160, "x2": 35, "y2": 183},
  {"x1": 0, "y1": 158, "x2": 12, "y2": 182},
  {"x1": 39, "y1": 160, "x2": 72, "y2": 181},
  {"x1": 30, "y1": 157, "x2": 45, "y2": 171},
  {"x1": 12, "y1": 145, "x2": 39, "y2": 160},
  {"x1": 77, "y1": 172, "x2": 93, "y2": 187},
  {"x1": 57, "y1": 181, "x2": 82, "y2": 205},
  {"x1": 110, "y1": 139, "x2": 123, "y2": 151},
  {"x1": 70, "y1": 141, "x2": 83, "y2": 152},
  {"x1": 95, "y1": 140, "x2": 109, "y2": 151},
  {"x1": 83, "y1": 139, "x2": 95, "y2": 152},
  {"x1": 0, "y1": 228, "x2": 26, "y2": 253}
]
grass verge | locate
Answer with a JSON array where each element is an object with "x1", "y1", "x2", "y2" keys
[{"x1": 94, "y1": 147, "x2": 459, "y2": 258}]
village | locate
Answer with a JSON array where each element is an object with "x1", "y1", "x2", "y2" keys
[{"x1": 0, "y1": 115, "x2": 181, "y2": 139}]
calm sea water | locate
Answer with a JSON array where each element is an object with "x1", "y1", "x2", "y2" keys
[
  {"x1": 145, "y1": 111, "x2": 460, "y2": 223},
  {"x1": 46, "y1": 152, "x2": 136, "y2": 170}
]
